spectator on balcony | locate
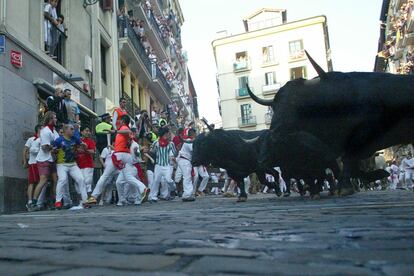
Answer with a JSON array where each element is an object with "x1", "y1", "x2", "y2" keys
[
  {"x1": 138, "y1": 20, "x2": 145, "y2": 37},
  {"x1": 46, "y1": 87, "x2": 68, "y2": 126},
  {"x1": 44, "y1": 0, "x2": 59, "y2": 54},
  {"x1": 145, "y1": 0, "x2": 153, "y2": 18},
  {"x1": 141, "y1": 37, "x2": 151, "y2": 53},
  {"x1": 113, "y1": 97, "x2": 129, "y2": 130}
]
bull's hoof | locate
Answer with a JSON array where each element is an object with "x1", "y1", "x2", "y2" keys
[
  {"x1": 237, "y1": 197, "x2": 247, "y2": 202},
  {"x1": 310, "y1": 193, "x2": 321, "y2": 200},
  {"x1": 339, "y1": 187, "x2": 355, "y2": 197},
  {"x1": 275, "y1": 190, "x2": 282, "y2": 197}
]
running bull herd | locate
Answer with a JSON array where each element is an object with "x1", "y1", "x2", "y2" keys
[{"x1": 192, "y1": 51, "x2": 414, "y2": 202}]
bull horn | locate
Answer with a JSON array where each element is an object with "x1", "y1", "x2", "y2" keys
[
  {"x1": 246, "y1": 84, "x2": 272, "y2": 106},
  {"x1": 242, "y1": 136, "x2": 260, "y2": 144},
  {"x1": 201, "y1": 117, "x2": 214, "y2": 132},
  {"x1": 305, "y1": 50, "x2": 327, "y2": 79}
]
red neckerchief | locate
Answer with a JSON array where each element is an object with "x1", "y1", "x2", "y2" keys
[
  {"x1": 47, "y1": 124, "x2": 55, "y2": 132},
  {"x1": 34, "y1": 134, "x2": 39, "y2": 140},
  {"x1": 158, "y1": 137, "x2": 169, "y2": 147}
]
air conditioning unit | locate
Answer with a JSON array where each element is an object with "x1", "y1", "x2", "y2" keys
[{"x1": 84, "y1": 55, "x2": 92, "y2": 73}]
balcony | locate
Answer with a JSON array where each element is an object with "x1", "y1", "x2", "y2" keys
[
  {"x1": 45, "y1": 23, "x2": 67, "y2": 66},
  {"x1": 235, "y1": 87, "x2": 249, "y2": 99},
  {"x1": 122, "y1": 91, "x2": 135, "y2": 116},
  {"x1": 238, "y1": 116, "x2": 257, "y2": 128},
  {"x1": 407, "y1": 9, "x2": 414, "y2": 34},
  {"x1": 394, "y1": 0, "x2": 405, "y2": 12},
  {"x1": 262, "y1": 83, "x2": 281, "y2": 95},
  {"x1": 289, "y1": 50, "x2": 306, "y2": 62},
  {"x1": 233, "y1": 58, "x2": 250, "y2": 72},
  {"x1": 135, "y1": 3, "x2": 169, "y2": 60},
  {"x1": 118, "y1": 16, "x2": 172, "y2": 104},
  {"x1": 403, "y1": 32, "x2": 414, "y2": 47}
]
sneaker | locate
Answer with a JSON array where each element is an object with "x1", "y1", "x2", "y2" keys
[
  {"x1": 182, "y1": 197, "x2": 195, "y2": 202},
  {"x1": 82, "y1": 203, "x2": 91, "y2": 209},
  {"x1": 140, "y1": 188, "x2": 150, "y2": 204},
  {"x1": 116, "y1": 201, "x2": 125, "y2": 207},
  {"x1": 87, "y1": 196, "x2": 97, "y2": 204},
  {"x1": 196, "y1": 191, "x2": 205, "y2": 197},
  {"x1": 134, "y1": 200, "x2": 141, "y2": 206},
  {"x1": 149, "y1": 199, "x2": 158, "y2": 203},
  {"x1": 55, "y1": 201, "x2": 62, "y2": 210}
]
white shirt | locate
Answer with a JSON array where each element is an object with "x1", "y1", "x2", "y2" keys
[
  {"x1": 36, "y1": 127, "x2": 59, "y2": 163},
  {"x1": 130, "y1": 141, "x2": 142, "y2": 164},
  {"x1": 100, "y1": 147, "x2": 113, "y2": 166},
  {"x1": 25, "y1": 137, "x2": 41, "y2": 165},
  {"x1": 44, "y1": 3, "x2": 57, "y2": 42},
  {"x1": 178, "y1": 142, "x2": 192, "y2": 161}
]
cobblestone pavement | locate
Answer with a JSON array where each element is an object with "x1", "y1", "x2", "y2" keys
[{"x1": 0, "y1": 190, "x2": 413, "y2": 275}]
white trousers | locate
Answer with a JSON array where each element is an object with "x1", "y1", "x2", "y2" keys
[
  {"x1": 117, "y1": 164, "x2": 146, "y2": 203},
  {"x1": 56, "y1": 164, "x2": 88, "y2": 203},
  {"x1": 404, "y1": 171, "x2": 413, "y2": 188},
  {"x1": 149, "y1": 165, "x2": 175, "y2": 201},
  {"x1": 81, "y1": 167, "x2": 94, "y2": 193},
  {"x1": 244, "y1": 176, "x2": 251, "y2": 194},
  {"x1": 178, "y1": 158, "x2": 193, "y2": 199},
  {"x1": 174, "y1": 165, "x2": 183, "y2": 183},
  {"x1": 194, "y1": 166, "x2": 209, "y2": 193},
  {"x1": 92, "y1": 157, "x2": 118, "y2": 199},
  {"x1": 115, "y1": 153, "x2": 147, "y2": 203}
]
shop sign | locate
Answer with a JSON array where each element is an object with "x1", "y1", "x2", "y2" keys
[
  {"x1": 11, "y1": 50, "x2": 23, "y2": 68},
  {"x1": 0, "y1": 35, "x2": 5, "y2": 54}
]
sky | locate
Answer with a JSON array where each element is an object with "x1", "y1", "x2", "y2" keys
[{"x1": 180, "y1": 0, "x2": 384, "y2": 125}]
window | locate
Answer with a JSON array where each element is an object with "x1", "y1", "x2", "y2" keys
[
  {"x1": 101, "y1": 44, "x2": 107, "y2": 83},
  {"x1": 238, "y1": 76, "x2": 249, "y2": 88},
  {"x1": 240, "y1": 104, "x2": 252, "y2": 120},
  {"x1": 290, "y1": 66, "x2": 307, "y2": 80},
  {"x1": 237, "y1": 76, "x2": 249, "y2": 97},
  {"x1": 262, "y1": 46, "x2": 275, "y2": 63},
  {"x1": 289, "y1": 40, "x2": 304, "y2": 59},
  {"x1": 234, "y1": 51, "x2": 249, "y2": 71},
  {"x1": 265, "y1": 72, "x2": 276, "y2": 85}
]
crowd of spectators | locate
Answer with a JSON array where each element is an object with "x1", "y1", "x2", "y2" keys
[{"x1": 118, "y1": 2, "x2": 187, "y2": 96}]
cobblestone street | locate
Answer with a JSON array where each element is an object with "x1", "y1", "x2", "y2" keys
[{"x1": 0, "y1": 190, "x2": 413, "y2": 275}]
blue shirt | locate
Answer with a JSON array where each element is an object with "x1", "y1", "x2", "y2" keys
[{"x1": 54, "y1": 135, "x2": 81, "y2": 164}]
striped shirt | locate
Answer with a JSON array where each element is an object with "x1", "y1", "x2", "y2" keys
[{"x1": 151, "y1": 141, "x2": 177, "y2": 166}]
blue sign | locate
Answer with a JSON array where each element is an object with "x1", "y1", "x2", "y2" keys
[{"x1": 0, "y1": 35, "x2": 5, "y2": 54}]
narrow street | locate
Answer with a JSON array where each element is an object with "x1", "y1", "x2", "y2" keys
[{"x1": 1, "y1": 190, "x2": 413, "y2": 275}]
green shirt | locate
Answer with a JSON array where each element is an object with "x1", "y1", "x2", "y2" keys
[{"x1": 96, "y1": 122, "x2": 112, "y2": 134}]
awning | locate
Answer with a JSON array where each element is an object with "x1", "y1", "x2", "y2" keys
[{"x1": 33, "y1": 78, "x2": 98, "y2": 118}]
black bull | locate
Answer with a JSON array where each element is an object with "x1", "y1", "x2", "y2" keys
[
  {"x1": 247, "y1": 52, "x2": 414, "y2": 194},
  {"x1": 192, "y1": 128, "x2": 282, "y2": 201}
]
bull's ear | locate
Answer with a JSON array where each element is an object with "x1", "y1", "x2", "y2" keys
[{"x1": 305, "y1": 50, "x2": 327, "y2": 79}]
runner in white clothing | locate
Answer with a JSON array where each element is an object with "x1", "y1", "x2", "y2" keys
[{"x1": 177, "y1": 128, "x2": 196, "y2": 201}]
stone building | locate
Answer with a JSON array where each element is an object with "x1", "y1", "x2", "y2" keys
[{"x1": 212, "y1": 8, "x2": 332, "y2": 131}]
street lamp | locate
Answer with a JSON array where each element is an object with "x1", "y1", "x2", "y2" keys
[{"x1": 83, "y1": 0, "x2": 99, "y2": 7}]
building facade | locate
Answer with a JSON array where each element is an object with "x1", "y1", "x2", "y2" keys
[
  {"x1": 0, "y1": 0, "x2": 198, "y2": 213},
  {"x1": 118, "y1": 0, "x2": 197, "y2": 127},
  {"x1": 375, "y1": 0, "x2": 414, "y2": 160},
  {"x1": 212, "y1": 9, "x2": 332, "y2": 131},
  {"x1": 0, "y1": 0, "x2": 120, "y2": 213}
]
